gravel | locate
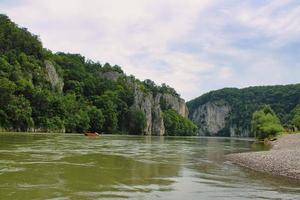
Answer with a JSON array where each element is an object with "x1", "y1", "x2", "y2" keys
[{"x1": 226, "y1": 134, "x2": 300, "y2": 180}]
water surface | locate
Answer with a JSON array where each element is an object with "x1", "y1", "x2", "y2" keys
[{"x1": 0, "y1": 133, "x2": 299, "y2": 199}]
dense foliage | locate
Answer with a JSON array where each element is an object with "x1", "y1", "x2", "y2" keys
[
  {"x1": 187, "y1": 85, "x2": 300, "y2": 136},
  {"x1": 251, "y1": 105, "x2": 284, "y2": 139},
  {"x1": 290, "y1": 105, "x2": 300, "y2": 131},
  {"x1": 0, "y1": 14, "x2": 191, "y2": 135},
  {"x1": 163, "y1": 109, "x2": 198, "y2": 136}
]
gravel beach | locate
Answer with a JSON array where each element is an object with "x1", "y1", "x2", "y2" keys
[{"x1": 227, "y1": 134, "x2": 300, "y2": 180}]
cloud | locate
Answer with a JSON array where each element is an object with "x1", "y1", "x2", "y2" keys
[{"x1": 0, "y1": 0, "x2": 299, "y2": 100}]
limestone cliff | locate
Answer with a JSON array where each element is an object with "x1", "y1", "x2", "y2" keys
[
  {"x1": 161, "y1": 93, "x2": 189, "y2": 117},
  {"x1": 44, "y1": 60, "x2": 64, "y2": 92},
  {"x1": 190, "y1": 101, "x2": 230, "y2": 136},
  {"x1": 133, "y1": 84, "x2": 188, "y2": 135},
  {"x1": 188, "y1": 100, "x2": 251, "y2": 137}
]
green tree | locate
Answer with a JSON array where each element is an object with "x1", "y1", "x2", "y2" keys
[
  {"x1": 163, "y1": 109, "x2": 197, "y2": 136},
  {"x1": 251, "y1": 105, "x2": 284, "y2": 139},
  {"x1": 65, "y1": 110, "x2": 90, "y2": 133},
  {"x1": 45, "y1": 117, "x2": 64, "y2": 132},
  {"x1": 88, "y1": 106, "x2": 104, "y2": 132},
  {"x1": 128, "y1": 107, "x2": 146, "y2": 134},
  {"x1": 93, "y1": 93, "x2": 118, "y2": 133},
  {"x1": 6, "y1": 96, "x2": 34, "y2": 131},
  {"x1": 290, "y1": 105, "x2": 300, "y2": 131}
]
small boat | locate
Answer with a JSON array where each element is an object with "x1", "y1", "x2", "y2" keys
[{"x1": 84, "y1": 132, "x2": 100, "y2": 137}]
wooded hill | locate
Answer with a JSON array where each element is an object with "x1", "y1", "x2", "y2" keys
[
  {"x1": 0, "y1": 14, "x2": 197, "y2": 135},
  {"x1": 187, "y1": 84, "x2": 300, "y2": 136}
]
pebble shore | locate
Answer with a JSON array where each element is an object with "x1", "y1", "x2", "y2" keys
[{"x1": 226, "y1": 134, "x2": 300, "y2": 180}]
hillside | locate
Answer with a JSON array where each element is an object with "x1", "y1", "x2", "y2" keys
[
  {"x1": 187, "y1": 85, "x2": 300, "y2": 137},
  {"x1": 0, "y1": 14, "x2": 197, "y2": 135}
]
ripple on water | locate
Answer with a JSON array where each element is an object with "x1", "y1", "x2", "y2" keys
[
  {"x1": 0, "y1": 167, "x2": 26, "y2": 173},
  {"x1": 0, "y1": 134, "x2": 299, "y2": 200}
]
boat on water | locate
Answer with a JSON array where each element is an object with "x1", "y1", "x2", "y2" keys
[{"x1": 84, "y1": 132, "x2": 101, "y2": 137}]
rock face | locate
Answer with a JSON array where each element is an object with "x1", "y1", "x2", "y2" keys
[
  {"x1": 99, "y1": 71, "x2": 123, "y2": 81},
  {"x1": 190, "y1": 101, "x2": 231, "y2": 136},
  {"x1": 133, "y1": 85, "x2": 188, "y2": 135},
  {"x1": 44, "y1": 60, "x2": 64, "y2": 92},
  {"x1": 161, "y1": 94, "x2": 189, "y2": 117},
  {"x1": 189, "y1": 100, "x2": 251, "y2": 137}
]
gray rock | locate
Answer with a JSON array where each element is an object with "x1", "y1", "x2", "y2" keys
[
  {"x1": 132, "y1": 84, "x2": 188, "y2": 135},
  {"x1": 189, "y1": 100, "x2": 253, "y2": 137},
  {"x1": 99, "y1": 71, "x2": 123, "y2": 81},
  {"x1": 44, "y1": 60, "x2": 64, "y2": 92},
  {"x1": 190, "y1": 101, "x2": 231, "y2": 136},
  {"x1": 161, "y1": 93, "x2": 188, "y2": 117}
]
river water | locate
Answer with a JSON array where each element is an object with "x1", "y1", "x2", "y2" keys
[{"x1": 0, "y1": 133, "x2": 299, "y2": 200}]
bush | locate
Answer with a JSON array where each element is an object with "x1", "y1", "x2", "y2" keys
[
  {"x1": 128, "y1": 107, "x2": 146, "y2": 135},
  {"x1": 251, "y1": 105, "x2": 283, "y2": 139},
  {"x1": 163, "y1": 109, "x2": 198, "y2": 136}
]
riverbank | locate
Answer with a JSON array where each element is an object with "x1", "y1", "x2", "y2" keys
[{"x1": 226, "y1": 134, "x2": 300, "y2": 180}]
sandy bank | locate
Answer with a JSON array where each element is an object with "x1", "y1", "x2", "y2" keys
[{"x1": 226, "y1": 134, "x2": 300, "y2": 180}]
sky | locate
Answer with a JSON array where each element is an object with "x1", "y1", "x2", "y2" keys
[{"x1": 0, "y1": 0, "x2": 300, "y2": 100}]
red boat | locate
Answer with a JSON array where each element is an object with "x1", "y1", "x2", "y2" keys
[{"x1": 84, "y1": 132, "x2": 100, "y2": 137}]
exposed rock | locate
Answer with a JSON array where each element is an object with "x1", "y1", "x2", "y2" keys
[
  {"x1": 152, "y1": 94, "x2": 165, "y2": 135},
  {"x1": 133, "y1": 85, "x2": 153, "y2": 135},
  {"x1": 189, "y1": 100, "x2": 253, "y2": 137},
  {"x1": 132, "y1": 84, "x2": 188, "y2": 135},
  {"x1": 161, "y1": 93, "x2": 188, "y2": 117},
  {"x1": 44, "y1": 60, "x2": 64, "y2": 92},
  {"x1": 190, "y1": 101, "x2": 231, "y2": 136},
  {"x1": 99, "y1": 71, "x2": 123, "y2": 81}
]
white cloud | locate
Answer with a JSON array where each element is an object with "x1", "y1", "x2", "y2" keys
[{"x1": 0, "y1": 0, "x2": 299, "y2": 100}]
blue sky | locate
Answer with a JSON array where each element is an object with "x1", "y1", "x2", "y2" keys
[{"x1": 0, "y1": 0, "x2": 299, "y2": 100}]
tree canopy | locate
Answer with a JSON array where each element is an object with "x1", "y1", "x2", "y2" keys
[
  {"x1": 251, "y1": 105, "x2": 284, "y2": 139},
  {"x1": 163, "y1": 109, "x2": 198, "y2": 136},
  {"x1": 188, "y1": 85, "x2": 300, "y2": 136},
  {"x1": 0, "y1": 14, "x2": 192, "y2": 135}
]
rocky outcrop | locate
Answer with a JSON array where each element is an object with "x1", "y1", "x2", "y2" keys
[
  {"x1": 189, "y1": 100, "x2": 252, "y2": 137},
  {"x1": 190, "y1": 101, "x2": 231, "y2": 136},
  {"x1": 99, "y1": 71, "x2": 123, "y2": 81},
  {"x1": 161, "y1": 94, "x2": 189, "y2": 117},
  {"x1": 44, "y1": 60, "x2": 64, "y2": 92},
  {"x1": 133, "y1": 85, "x2": 187, "y2": 135}
]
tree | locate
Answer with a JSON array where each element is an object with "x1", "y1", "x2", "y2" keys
[
  {"x1": 290, "y1": 105, "x2": 300, "y2": 131},
  {"x1": 93, "y1": 93, "x2": 118, "y2": 133},
  {"x1": 163, "y1": 109, "x2": 197, "y2": 136},
  {"x1": 88, "y1": 106, "x2": 104, "y2": 132},
  {"x1": 65, "y1": 109, "x2": 90, "y2": 133},
  {"x1": 45, "y1": 117, "x2": 64, "y2": 132},
  {"x1": 6, "y1": 96, "x2": 34, "y2": 131},
  {"x1": 128, "y1": 107, "x2": 146, "y2": 134},
  {"x1": 251, "y1": 105, "x2": 284, "y2": 139}
]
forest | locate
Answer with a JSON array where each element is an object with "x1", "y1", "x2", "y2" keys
[
  {"x1": 0, "y1": 14, "x2": 197, "y2": 135},
  {"x1": 187, "y1": 84, "x2": 300, "y2": 137}
]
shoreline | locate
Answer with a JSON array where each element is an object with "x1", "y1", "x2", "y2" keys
[
  {"x1": 226, "y1": 134, "x2": 300, "y2": 180},
  {"x1": 0, "y1": 131, "x2": 255, "y2": 140}
]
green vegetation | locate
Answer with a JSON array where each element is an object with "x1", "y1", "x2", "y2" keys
[
  {"x1": 188, "y1": 85, "x2": 300, "y2": 136},
  {"x1": 0, "y1": 14, "x2": 193, "y2": 135},
  {"x1": 290, "y1": 105, "x2": 300, "y2": 131},
  {"x1": 127, "y1": 108, "x2": 147, "y2": 135},
  {"x1": 251, "y1": 105, "x2": 284, "y2": 140},
  {"x1": 163, "y1": 109, "x2": 198, "y2": 136}
]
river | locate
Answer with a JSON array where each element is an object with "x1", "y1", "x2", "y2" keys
[{"x1": 0, "y1": 133, "x2": 299, "y2": 199}]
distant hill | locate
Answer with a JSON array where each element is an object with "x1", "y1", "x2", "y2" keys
[{"x1": 187, "y1": 84, "x2": 300, "y2": 137}]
